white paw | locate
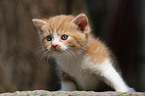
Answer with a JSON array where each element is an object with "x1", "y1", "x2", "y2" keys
[
  {"x1": 117, "y1": 88, "x2": 136, "y2": 92},
  {"x1": 58, "y1": 88, "x2": 75, "y2": 91},
  {"x1": 128, "y1": 88, "x2": 136, "y2": 92},
  {"x1": 59, "y1": 81, "x2": 76, "y2": 91},
  {"x1": 58, "y1": 89, "x2": 65, "y2": 91}
]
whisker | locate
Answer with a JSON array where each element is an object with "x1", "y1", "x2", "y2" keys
[
  {"x1": 66, "y1": 49, "x2": 77, "y2": 62},
  {"x1": 33, "y1": 47, "x2": 45, "y2": 57},
  {"x1": 38, "y1": 52, "x2": 46, "y2": 64},
  {"x1": 69, "y1": 47, "x2": 83, "y2": 57},
  {"x1": 34, "y1": 50, "x2": 44, "y2": 59},
  {"x1": 46, "y1": 51, "x2": 51, "y2": 65},
  {"x1": 33, "y1": 49, "x2": 45, "y2": 63},
  {"x1": 67, "y1": 49, "x2": 77, "y2": 59},
  {"x1": 38, "y1": 50, "x2": 50, "y2": 65},
  {"x1": 64, "y1": 51, "x2": 71, "y2": 65}
]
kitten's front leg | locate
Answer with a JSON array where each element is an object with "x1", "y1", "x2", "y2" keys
[
  {"x1": 60, "y1": 80, "x2": 76, "y2": 91},
  {"x1": 59, "y1": 72, "x2": 76, "y2": 91},
  {"x1": 95, "y1": 59, "x2": 135, "y2": 92}
]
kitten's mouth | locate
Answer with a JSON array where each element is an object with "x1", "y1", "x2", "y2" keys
[
  {"x1": 52, "y1": 48, "x2": 60, "y2": 51},
  {"x1": 52, "y1": 47, "x2": 62, "y2": 53}
]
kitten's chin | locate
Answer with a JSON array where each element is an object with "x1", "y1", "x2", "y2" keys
[
  {"x1": 51, "y1": 52, "x2": 64, "y2": 57},
  {"x1": 51, "y1": 49, "x2": 66, "y2": 56}
]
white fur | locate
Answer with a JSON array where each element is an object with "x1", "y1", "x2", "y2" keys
[
  {"x1": 52, "y1": 29, "x2": 61, "y2": 45},
  {"x1": 96, "y1": 62, "x2": 130, "y2": 92},
  {"x1": 84, "y1": 58, "x2": 131, "y2": 92},
  {"x1": 56, "y1": 54, "x2": 100, "y2": 90},
  {"x1": 52, "y1": 30, "x2": 67, "y2": 51},
  {"x1": 60, "y1": 81, "x2": 76, "y2": 91},
  {"x1": 54, "y1": 52, "x2": 134, "y2": 92},
  {"x1": 51, "y1": 30, "x2": 134, "y2": 92}
]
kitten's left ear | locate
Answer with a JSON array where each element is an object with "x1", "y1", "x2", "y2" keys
[{"x1": 72, "y1": 13, "x2": 89, "y2": 33}]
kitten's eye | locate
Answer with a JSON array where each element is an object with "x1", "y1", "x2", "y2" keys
[
  {"x1": 46, "y1": 35, "x2": 52, "y2": 41},
  {"x1": 61, "y1": 35, "x2": 68, "y2": 40}
]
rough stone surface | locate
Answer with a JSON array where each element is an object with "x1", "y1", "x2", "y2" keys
[{"x1": 0, "y1": 90, "x2": 145, "y2": 96}]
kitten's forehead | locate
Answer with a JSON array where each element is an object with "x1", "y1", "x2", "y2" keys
[{"x1": 45, "y1": 15, "x2": 76, "y2": 34}]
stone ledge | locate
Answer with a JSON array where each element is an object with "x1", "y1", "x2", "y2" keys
[{"x1": 0, "y1": 90, "x2": 145, "y2": 96}]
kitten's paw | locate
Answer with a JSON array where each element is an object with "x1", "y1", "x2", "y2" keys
[
  {"x1": 58, "y1": 89, "x2": 65, "y2": 91},
  {"x1": 117, "y1": 87, "x2": 136, "y2": 92},
  {"x1": 128, "y1": 88, "x2": 136, "y2": 92},
  {"x1": 60, "y1": 81, "x2": 76, "y2": 91},
  {"x1": 58, "y1": 89, "x2": 75, "y2": 91}
]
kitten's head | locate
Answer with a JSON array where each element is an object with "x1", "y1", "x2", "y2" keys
[{"x1": 32, "y1": 13, "x2": 90, "y2": 56}]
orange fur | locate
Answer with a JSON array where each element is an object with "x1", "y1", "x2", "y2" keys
[
  {"x1": 33, "y1": 15, "x2": 87, "y2": 52},
  {"x1": 33, "y1": 14, "x2": 111, "y2": 64},
  {"x1": 85, "y1": 35, "x2": 111, "y2": 64}
]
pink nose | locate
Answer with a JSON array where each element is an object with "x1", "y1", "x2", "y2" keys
[{"x1": 52, "y1": 44, "x2": 58, "y2": 49}]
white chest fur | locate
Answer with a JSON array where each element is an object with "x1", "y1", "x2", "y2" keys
[
  {"x1": 54, "y1": 52, "x2": 134, "y2": 92},
  {"x1": 55, "y1": 54, "x2": 100, "y2": 90}
]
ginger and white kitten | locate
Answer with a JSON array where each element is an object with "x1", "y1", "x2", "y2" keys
[{"x1": 32, "y1": 13, "x2": 135, "y2": 92}]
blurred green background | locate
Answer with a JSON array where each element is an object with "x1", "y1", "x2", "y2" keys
[{"x1": 0, "y1": 0, "x2": 144, "y2": 92}]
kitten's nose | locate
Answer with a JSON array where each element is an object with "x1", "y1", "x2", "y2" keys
[{"x1": 52, "y1": 44, "x2": 58, "y2": 49}]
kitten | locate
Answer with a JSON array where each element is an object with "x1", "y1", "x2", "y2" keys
[{"x1": 32, "y1": 13, "x2": 135, "y2": 92}]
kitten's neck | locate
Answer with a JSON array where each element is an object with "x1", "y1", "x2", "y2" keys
[
  {"x1": 53, "y1": 50, "x2": 84, "y2": 59},
  {"x1": 53, "y1": 50, "x2": 84, "y2": 69}
]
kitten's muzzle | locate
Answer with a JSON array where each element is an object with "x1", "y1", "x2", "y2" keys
[
  {"x1": 52, "y1": 44, "x2": 59, "y2": 51},
  {"x1": 52, "y1": 44, "x2": 58, "y2": 48}
]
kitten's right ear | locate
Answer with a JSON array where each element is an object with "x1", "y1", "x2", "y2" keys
[
  {"x1": 32, "y1": 19, "x2": 46, "y2": 33},
  {"x1": 72, "y1": 13, "x2": 89, "y2": 33}
]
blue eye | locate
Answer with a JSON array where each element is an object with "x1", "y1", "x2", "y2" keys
[
  {"x1": 46, "y1": 35, "x2": 52, "y2": 41},
  {"x1": 61, "y1": 35, "x2": 68, "y2": 40}
]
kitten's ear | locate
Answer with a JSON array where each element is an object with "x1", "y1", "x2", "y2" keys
[
  {"x1": 32, "y1": 19, "x2": 46, "y2": 33},
  {"x1": 72, "y1": 13, "x2": 88, "y2": 32}
]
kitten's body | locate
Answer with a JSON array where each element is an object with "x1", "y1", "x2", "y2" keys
[{"x1": 32, "y1": 14, "x2": 135, "y2": 92}]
